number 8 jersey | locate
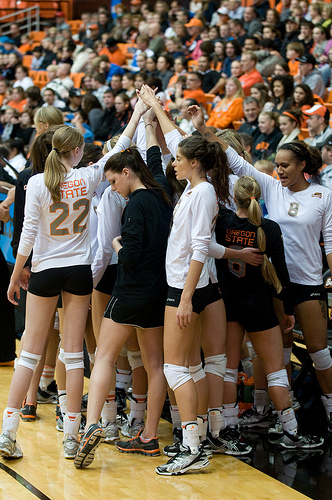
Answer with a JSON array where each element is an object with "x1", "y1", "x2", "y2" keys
[{"x1": 18, "y1": 161, "x2": 105, "y2": 273}]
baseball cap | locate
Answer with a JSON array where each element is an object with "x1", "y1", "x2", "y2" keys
[
  {"x1": 55, "y1": 11, "x2": 65, "y2": 17},
  {"x1": 286, "y1": 16, "x2": 300, "y2": 25},
  {"x1": 69, "y1": 88, "x2": 83, "y2": 97},
  {"x1": 303, "y1": 104, "x2": 327, "y2": 117},
  {"x1": 89, "y1": 24, "x2": 99, "y2": 31},
  {"x1": 217, "y1": 7, "x2": 229, "y2": 15},
  {"x1": 185, "y1": 18, "x2": 204, "y2": 28},
  {"x1": 130, "y1": 0, "x2": 142, "y2": 4},
  {"x1": 106, "y1": 37, "x2": 118, "y2": 48},
  {"x1": 320, "y1": 134, "x2": 332, "y2": 149},
  {"x1": 296, "y1": 54, "x2": 316, "y2": 65}
]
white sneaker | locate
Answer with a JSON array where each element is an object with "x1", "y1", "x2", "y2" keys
[
  {"x1": 0, "y1": 431, "x2": 23, "y2": 458},
  {"x1": 63, "y1": 435, "x2": 79, "y2": 459},
  {"x1": 268, "y1": 418, "x2": 283, "y2": 441},
  {"x1": 121, "y1": 419, "x2": 144, "y2": 438},
  {"x1": 103, "y1": 422, "x2": 119, "y2": 443},
  {"x1": 279, "y1": 431, "x2": 324, "y2": 449},
  {"x1": 156, "y1": 445, "x2": 209, "y2": 476}
]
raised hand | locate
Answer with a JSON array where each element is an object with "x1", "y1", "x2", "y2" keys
[
  {"x1": 187, "y1": 105, "x2": 205, "y2": 130},
  {"x1": 134, "y1": 94, "x2": 150, "y2": 116},
  {"x1": 137, "y1": 85, "x2": 160, "y2": 109}
]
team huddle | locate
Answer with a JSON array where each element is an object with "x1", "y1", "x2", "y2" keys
[{"x1": 0, "y1": 86, "x2": 331, "y2": 477}]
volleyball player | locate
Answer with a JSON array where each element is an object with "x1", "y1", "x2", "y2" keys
[
  {"x1": 0, "y1": 126, "x2": 115, "y2": 460},
  {"x1": 190, "y1": 103, "x2": 332, "y2": 443},
  {"x1": 212, "y1": 175, "x2": 323, "y2": 448},
  {"x1": 74, "y1": 141, "x2": 173, "y2": 468}
]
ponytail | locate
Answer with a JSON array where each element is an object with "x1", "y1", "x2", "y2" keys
[
  {"x1": 44, "y1": 125, "x2": 84, "y2": 202},
  {"x1": 30, "y1": 125, "x2": 63, "y2": 173},
  {"x1": 278, "y1": 141, "x2": 322, "y2": 183},
  {"x1": 234, "y1": 175, "x2": 282, "y2": 294},
  {"x1": 178, "y1": 135, "x2": 230, "y2": 205}
]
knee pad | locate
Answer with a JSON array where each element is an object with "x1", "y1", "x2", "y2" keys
[
  {"x1": 247, "y1": 341, "x2": 257, "y2": 359},
  {"x1": 310, "y1": 348, "x2": 332, "y2": 371},
  {"x1": 119, "y1": 345, "x2": 127, "y2": 357},
  {"x1": 189, "y1": 362, "x2": 206, "y2": 383},
  {"x1": 64, "y1": 351, "x2": 84, "y2": 371},
  {"x1": 127, "y1": 350, "x2": 144, "y2": 370},
  {"x1": 283, "y1": 347, "x2": 292, "y2": 366},
  {"x1": 58, "y1": 347, "x2": 65, "y2": 364},
  {"x1": 204, "y1": 354, "x2": 227, "y2": 379},
  {"x1": 266, "y1": 369, "x2": 289, "y2": 389},
  {"x1": 17, "y1": 350, "x2": 41, "y2": 373},
  {"x1": 164, "y1": 363, "x2": 191, "y2": 391},
  {"x1": 224, "y1": 368, "x2": 238, "y2": 385}
]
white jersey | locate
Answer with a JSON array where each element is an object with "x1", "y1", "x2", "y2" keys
[
  {"x1": 90, "y1": 179, "x2": 109, "y2": 260},
  {"x1": 226, "y1": 146, "x2": 332, "y2": 285},
  {"x1": 18, "y1": 152, "x2": 114, "y2": 273},
  {"x1": 92, "y1": 186, "x2": 126, "y2": 288},
  {"x1": 166, "y1": 181, "x2": 219, "y2": 289},
  {"x1": 89, "y1": 133, "x2": 133, "y2": 260}
]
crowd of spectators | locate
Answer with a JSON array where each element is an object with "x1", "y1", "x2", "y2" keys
[{"x1": 1, "y1": 0, "x2": 332, "y2": 179}]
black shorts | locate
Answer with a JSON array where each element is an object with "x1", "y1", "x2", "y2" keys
[
  {"x1": 28, "y1": 265, "x2": 93, "y2": 298},
  {"x1": 206, "y1": 282, "x2": 223, "y2": 306},
  {"x1": 104, "y1": 294, "x2": 166, "y2": 329},
  {"x1": 223, "y1": 293, "x2": 279, "y2": 333},
  {"x1": 95, "y1": 265, "x2": 117, "y2": 295},
  {"x1": 165, "y1": 283, "x2": 211, "y2": 315},
  {"x1": 291, "y1": 283, "x2": 327, "y2": 307}
]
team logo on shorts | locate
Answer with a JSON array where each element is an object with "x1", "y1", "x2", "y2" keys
[
  {"x1": 91, "y1": 164, "x2": 100, "y2": 170},
  {"x1": 312, "y1": 192, "x2": 322, "y2": 198}
]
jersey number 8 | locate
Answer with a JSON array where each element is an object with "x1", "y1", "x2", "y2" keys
[
  {"x1": 288, "y1": 202, "x2": 299, "y2": 217},
  {"x1": 228, "y1": 245, "x2": 246, "y2": 278},
  {"x1": 50, "y1": 200, "x2": 90, "y2": 236}
]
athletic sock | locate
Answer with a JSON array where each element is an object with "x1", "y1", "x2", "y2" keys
[
  {"x1": 170, "y1": 404, "x2": 181, "y2": 429},
  {"x1": 116, "y1": 369, "x2": 132, "y2": 392},
  {"x1": 321, "y1": 393, "x2": 332, "y2": 416},
  {"x1": 278, "y1": 407, "x2": 298, "y2": 435},
  {"x1": 223, "y1": 403, "x2": 239, "y2": 428},
  {"x1": 254, "y1": 389, "x2": 270, "y2": 415},
  {"x1": 101, "y1": 392, "x2": 117, "y2": 425},
  {"x1": 2, "y1": 408, "x2": 20, "y2": 439},
  {"x1": 208, "y1": 407, "x2": 224, "y2": 437},
  {"x1": 58, "y1": 390, "x2": 67, "y2": 415},
  {"x1": 129, "y1": 393, "x2": 146, "y2": 425},
  {"x1": 182, "y1": 421, "x2": 199, "y2": 454},
  {"x1": 40, "y1": 365, "x2": 55, "y2": 390},
  {"x1": 63, "y1": 412, "x2": 81, "y2": 438},
  {"x1": 197, "y1": 414, "x2": 208, "y2": 442}
]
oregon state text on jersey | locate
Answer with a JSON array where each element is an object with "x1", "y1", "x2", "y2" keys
[{"x1": 18, "y1": 161, "x2": 106, "y2": 273}]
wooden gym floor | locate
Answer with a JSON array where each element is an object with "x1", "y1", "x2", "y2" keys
[{"x1": 0, "y1": 366, "x2": 310, "y2": 500}]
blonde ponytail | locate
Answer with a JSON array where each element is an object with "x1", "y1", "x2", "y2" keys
[
  {"x1": 234, "y1": 176, "x2": 282, "y2": 294},
  {"x1": 44, "y1": 125, "x2": 84, "y2": 202}
]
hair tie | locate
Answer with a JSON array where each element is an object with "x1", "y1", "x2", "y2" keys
[
  {"x1": 52, "y1": 148, "x2": 58, "y2": 153},
  {"x1": 250, "y1": 196, "x2": 255, "y2": 200}
]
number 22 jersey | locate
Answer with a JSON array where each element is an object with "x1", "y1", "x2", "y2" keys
[{"x1": 18, "y1": 162, "x2": 105, "y2": 273}]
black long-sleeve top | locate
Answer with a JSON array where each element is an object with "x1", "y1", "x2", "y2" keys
[
  {"x1": 215, "y1": 208, "x2": 294, "y2": 316},
  {"x1": 111, "y1": 146, "x2": 172, "y2": 307},
  {"x1": 11, "y1": 167, "x2": 34, "y2": 266}
]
